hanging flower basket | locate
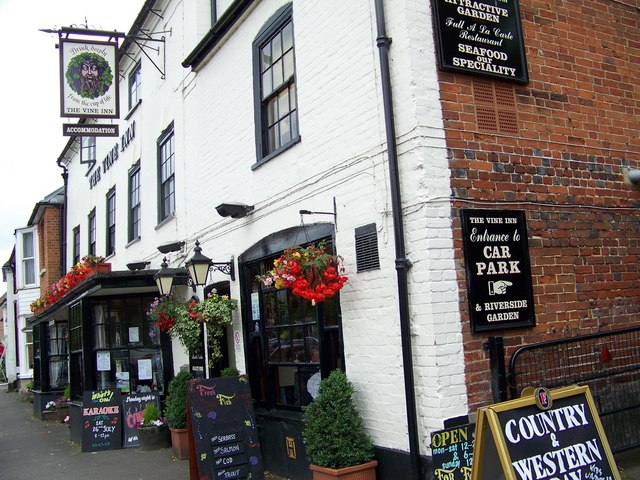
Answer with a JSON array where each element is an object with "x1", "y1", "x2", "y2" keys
[
  {"x1": 257, "y1": 241, "x2": 348, "y2": 303},
  {"x1": 147, "y1": 293, "x2": 237, "y2": 365}
]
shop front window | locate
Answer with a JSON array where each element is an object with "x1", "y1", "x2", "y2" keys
[
  {"x1": 48, "y1": 323, "x2": 68, "y2": 390},
  {"x1": 92, "y1": 296, "x2": 165, "y2": 395}
]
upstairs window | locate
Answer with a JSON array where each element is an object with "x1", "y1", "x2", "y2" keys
[
  {"x1": 72, "y1": 226, "x2": 81, "y2": 265},
  {"x1": 20, "y1": 230, "x2": 36, "y2": 286},
  {"x1": 128, "y1": 62, "x2": 141, "y2": 111},
  {"x1": 253, "y1": 4, "x2": 299, "y2": 163},
  {"x1": 128, "y1": 163, "x2": 141, "y2": 242},
  {"x1": 81, "y1": 136, "x2": 96, "y2": 171},
  {"x1": 88, "y1": 209, "x2": 97, "y2": 256},
  {"x1": 158, "y1": 124, "x2": 175, "y2": 223},
  {"x1": 106, "y1": 188, "x2": 116, "y2": 256}
]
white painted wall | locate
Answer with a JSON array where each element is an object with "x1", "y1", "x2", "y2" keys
[{"x1": 62, "y1": 0, "x2": 468, "y2": 456}]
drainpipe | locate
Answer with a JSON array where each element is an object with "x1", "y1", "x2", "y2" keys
[
  {"x1": 373, "y1": 1, "x2": 421, "y2": 478},
  {"x1": 56, "y1": 157, "x2": 68, "y2": 275}
]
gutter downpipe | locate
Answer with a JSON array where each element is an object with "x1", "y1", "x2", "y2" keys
[
  {"x1": 56, "y1": 157, "x2": 68, "y2": 275},
  {"x1": 374, "y1": 1, "x2": 421, "y2": 478}
]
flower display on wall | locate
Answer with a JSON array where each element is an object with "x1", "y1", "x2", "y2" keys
[
  {"x1": 256, "y1": 241, "x2": 348, "y2": 303},
  {"x1": 30, "y1": 255, "x2": 107, "y2": 314}
]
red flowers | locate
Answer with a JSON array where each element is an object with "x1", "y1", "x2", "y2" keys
[
  {"x1": 257, "y1": 242, "x2": 348, "y2": 303},
  {"x1": 156, "y1": 312, "x2": 175, "y2": 333}
]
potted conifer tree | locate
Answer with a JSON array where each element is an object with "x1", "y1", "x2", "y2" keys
[
  {"x1": 302, "y1": 369, "x2": 377, "y2": 479},
  {"x1": 165, "y1": 371, "x2": 193, "y2": 459}
]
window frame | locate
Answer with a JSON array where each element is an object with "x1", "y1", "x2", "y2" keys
[
  {"x1": 80, "y1": 136, "x2": 97, "y2": 171},
  {"x1": 72, "y1": 225, "x2": 81, "y2": 265},
  {"x1": 157, "y1": 123, "x2": 175, "y2": 224},
  {"x1": 252, "y1": 3, "x2": 300, "y2": 167},
  {"x1": 128, "y1": 61, "x2": 142, "y2": 111},
  {"x1": 19, "y1": 229, "x2": 37, "y2": 287},
  {"x1": 128, "y1": 162, "x2": 141, "y2": 243},
  {"x1": 106, "y1": 187, "x2": 116, "y2": 256},
  {"x1": 88, "y1": 208, "x2": 97, "y2": 256}
]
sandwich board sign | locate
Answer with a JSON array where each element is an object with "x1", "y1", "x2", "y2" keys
[{"x1": 471, "y1": 385, "x2": 620, "y2": 480}]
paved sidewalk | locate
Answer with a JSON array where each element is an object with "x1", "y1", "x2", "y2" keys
[{"x1": 0, "y1": 387, "x2": 188, "y2": 480}]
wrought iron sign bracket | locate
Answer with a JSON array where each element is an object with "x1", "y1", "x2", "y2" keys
[{"x1": 210, "y1": 260, "x2": 235, "y2": 282}]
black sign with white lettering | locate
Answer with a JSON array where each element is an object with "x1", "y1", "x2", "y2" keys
[
  {"x1": 432, "y1": 0, "x2": 528, "y2": 83},
  {"x1": 472, "y1": 386, "x2": 620, "y2": 480},
  {"x1": 81, "y1": 389, "x2": 122, "y2": 452},
  {"x1": 187, "y1": 376, "x2": 264, "y2": 480},
  {"x1": 461, "y1": 209, "x2": 535, "y2": 332},
  {"x1": 430, "y1": 423, "x2": 475, "y2": 479}
]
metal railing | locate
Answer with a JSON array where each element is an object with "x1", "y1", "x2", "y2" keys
[{"x1": 508, "y1": 326, "x2": 640, "y2": 453}]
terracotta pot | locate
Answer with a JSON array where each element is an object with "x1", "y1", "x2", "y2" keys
[
  {"x1": 137, "y1": 425, "x2": 171, "y2": 450},
  {"x1": 170, "y1": 427, "x2": 190, "y2": 460},
  {"x1": 87, "y1": 263, "x2": 112, "y2": 276},
  {"x1": 309, "y1": 460, "x2": 378, "y2": 480}
]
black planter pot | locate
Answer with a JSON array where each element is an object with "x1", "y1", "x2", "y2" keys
[{"x1": 137, "y1": 425, "x2": 171, "y2": 450}]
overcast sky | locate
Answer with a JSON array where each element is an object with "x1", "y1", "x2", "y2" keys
[{"x1": 0, "y1": 0, "x2": 145, "y2": 295}]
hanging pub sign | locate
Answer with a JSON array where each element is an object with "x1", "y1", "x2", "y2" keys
[
  {"x1": 59, "y1": 38, "x2": 119, "y2": 119},
  {"x1": 431, "y1": 0, "x2": 528, "y2": 84},
  {"x1": 461, "y1": 209, "x2": 535, "y2": 332},
  {"x1": 471, "y1": 385, "x2": 621, "y2": 480}
]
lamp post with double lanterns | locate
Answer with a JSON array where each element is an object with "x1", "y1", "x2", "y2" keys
[{"x1": 153, "y1": 240, "x2": 234, "y2": 378}]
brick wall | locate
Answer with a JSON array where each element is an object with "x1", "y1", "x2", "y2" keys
[
  {"x1": 439, "y1": 0, "x2": 640, "y2": 410},
  {"x1": 38, "y1": 207, "x2": 63, "y2": 294}
]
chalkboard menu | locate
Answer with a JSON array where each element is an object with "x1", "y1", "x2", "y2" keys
[
  {"x1": 122, "y1": 393, "x2": 161, "y2": 448},
  {"x1": 431, "y1": 423, "x2": 475, "y2": 479},
  {"x1": 187, "y1": 376, "x2": 264, "y2": 480},
  {"x1": 82, "y1": 390, "x2": 122, "y2": 452},
  {"x1": 432, "y1": 0, "x2": 528, "y2": 83},
  {"x1": 461, "y1": 209, "x2": 535, "y2": 332},
  {"x1": 472, "y1": 385, "x2": 620, "y2": 480}
]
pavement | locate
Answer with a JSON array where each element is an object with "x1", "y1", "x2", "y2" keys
[
  {"x1": 0, "y1": 386, "x2": 290, "y2": 480},
  {"x1": 1, "y1": 386, "x2": 639, "y2": 480}
]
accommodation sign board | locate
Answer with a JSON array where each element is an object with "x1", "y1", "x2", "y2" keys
[
  {"x1": 430, "y1": 423, "x2": 475, "y2": 479},
  {"x1": 432, "y1": 0, "x2": 528, "y2": 83},
  {"x1": 81, "y1": 389, "x2": 122, "y2": 452},
  {"x1": 471, "y1": 385, "x2": 620, "y2": 480},
  {"x1": 461, "y1": 209, "x2": 535, "y2": 332},
  {"x1": 187, "y1": 376, "x2": 264, "y2": 480}
]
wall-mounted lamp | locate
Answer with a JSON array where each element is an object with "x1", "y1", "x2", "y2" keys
[
  {"x1": 126, "y1": 261, "x2": 150, "y2": 271},
  {"x1": 216, "y1": 202, "x2": 254, "y2": 219},
  {"x1": 157, "y1": 241, "x2": 185, "y2": 254},
  {"x1": 153, "y1": 239, "x2": 235, "y2": 296},
  {"x1": 623, "y1": 168, "x2": 640, "y2": 186}
]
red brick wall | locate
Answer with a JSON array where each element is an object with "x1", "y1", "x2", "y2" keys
[
  {"x1": 439, "y1": 0, "x2": 640, "y2": 410},
  {"x1": 37, "y1": 207, "x2": 63, "y2": 294}
]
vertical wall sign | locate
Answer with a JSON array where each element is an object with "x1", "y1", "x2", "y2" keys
[
  {"x1": 461, "y1": 209, "x2": 535, "y2": 332},
  {"x1": 432, "y1": 0, "x2": 528, "y2": 84},
  {"x1": 59, "y1": 38, "x2": 120, "y2": 118}
]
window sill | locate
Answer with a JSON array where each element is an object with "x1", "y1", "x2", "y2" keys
[
  {"x1": 125, "y1": 99, "x2": 142, "y2": 120},
  {"x1": 155, "y1": 214, "x2": 176, "y2": 230},
  {"x1": 251, "y1": 135, "x2": 301, "y2": 171},
  {"x1": 125, "y1": 236, "x2": 141, "y2": 248}
]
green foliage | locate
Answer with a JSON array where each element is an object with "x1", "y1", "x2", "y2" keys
[
  {"x1": 165, "y1": 371, "x2": 193, "y2": 429},
  {"x1": 302, "y1": 369, "x2": 374, "y2": 469},
  {"x1": 221, "y1": 367, "x2": 240, "y2": 377},
  {"x1": 142, "y1": 403, "x2": 162, "y2": 425},
  {"x1": 63, "y1": 384, "x2": 71, "y2": 399}
]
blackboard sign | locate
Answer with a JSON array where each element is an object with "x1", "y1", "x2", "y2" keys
[
  {"x1": 81, "y1": 390, "x2": 122, "y2": 452},
  {"x1": 472, "y1": 385, "x2": 621, "y2": 480},
  {"x1": 187, "y1": 376, "x2": 264, "y2": 480},
  {"x1": 431, "y1": 423, "x2": 475, "y2": 479},
  {"x1": 461, "y1": 209, "x2": 535, "y2": 332},
  {"x1": 432, "y1": 0, "x2": 528, "y2": 83},
  {"x1": 122, "y1": 393, "x2": 161, "y2": 448}
]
